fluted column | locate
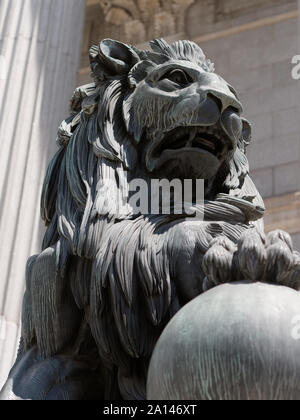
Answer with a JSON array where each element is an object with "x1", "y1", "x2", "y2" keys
[{"x1": 0, "y1": 0, "x2": 86, "y2": 387}]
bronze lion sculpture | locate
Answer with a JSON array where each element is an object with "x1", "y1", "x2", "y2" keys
[{"x1": 1, "y1": 38, "x2": 299, "y2": 400}]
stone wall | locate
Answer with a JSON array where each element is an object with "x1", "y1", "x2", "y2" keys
[
  {"x1": 187, "y1": 0, "x2": 296, "y2": 38},
  {"x1": 293, "y1": 233, "x2": 300, "y2": 250}
]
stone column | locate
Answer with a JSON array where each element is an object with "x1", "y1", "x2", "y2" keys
[{"x1": 0, "y1": 0, "x2": 86, "y2": 387}]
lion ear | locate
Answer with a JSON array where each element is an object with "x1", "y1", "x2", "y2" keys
[
  {"x1": 241, "y1": 118, "x2": 252, "y2": 147},
  {"x1": 94, "y1": 39, "x2": 140, "y2": 76}
]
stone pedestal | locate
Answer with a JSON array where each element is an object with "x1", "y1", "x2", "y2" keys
[{"x1": 0, "y1": 0, "x2": 86, "y2": 387}]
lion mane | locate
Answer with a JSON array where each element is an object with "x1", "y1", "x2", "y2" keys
[{"x1": 20, "y1": 39, "x2": 265, "y2": 399}]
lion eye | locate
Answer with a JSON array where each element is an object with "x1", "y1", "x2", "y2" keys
[{"x1": 164, "y1": 69, "x2": 192, "y2": 86}]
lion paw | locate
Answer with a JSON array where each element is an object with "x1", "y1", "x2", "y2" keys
[
  {"x1": 202, "y1": 237, "x2": 236, "y2": 291},
  {"x1": 202, "y1": 229, "x2": 300, "y2": 292}
]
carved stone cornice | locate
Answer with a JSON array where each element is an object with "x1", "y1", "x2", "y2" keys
[{"x1": 98, "y1": 0, "x2": 195, "y2": 44}]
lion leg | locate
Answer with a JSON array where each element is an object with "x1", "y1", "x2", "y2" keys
[
  {"x1": 22, "y1": 243, "x2": 83, "y2": 356},
  {"x1": 202, "y1": 229, "x2": 300, "y2": 290},
  {"x1": 0, "y1": 244, "x2": 107, "y2": 400},
  {"x1": 118, "y1": 359, "x2": 149, "y2": 400},
  {"x1": 0, "y1": 346, "x2": 104, "y2": 400}
]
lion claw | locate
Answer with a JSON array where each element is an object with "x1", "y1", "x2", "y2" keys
[{"x1": 202, "y1": 229, "x2": 300, "y2": 291}]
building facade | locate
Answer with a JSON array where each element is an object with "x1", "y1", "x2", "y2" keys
[{"x1": 0, "y1": 0, "x2": 299, "y2": 387}]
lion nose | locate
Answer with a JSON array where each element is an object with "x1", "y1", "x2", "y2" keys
[{"x1": 197, "y1": 72, "x2": 242, "y2": 114}]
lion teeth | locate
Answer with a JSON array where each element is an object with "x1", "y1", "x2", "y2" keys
[{"x1": 153, "y1": 123, "x2": 229, "y2": 158}]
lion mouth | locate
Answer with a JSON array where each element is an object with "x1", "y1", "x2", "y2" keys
[{"x1": 152, "y1": 124, "x2": 230, "y2": 160}]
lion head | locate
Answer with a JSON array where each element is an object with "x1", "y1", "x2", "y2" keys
[
  {"x1": 42, "y1": 38, "x2": 264, "y2": 245},
  {"x1": 34, "y1": 38, "x2": 265, "y2": 399}
]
